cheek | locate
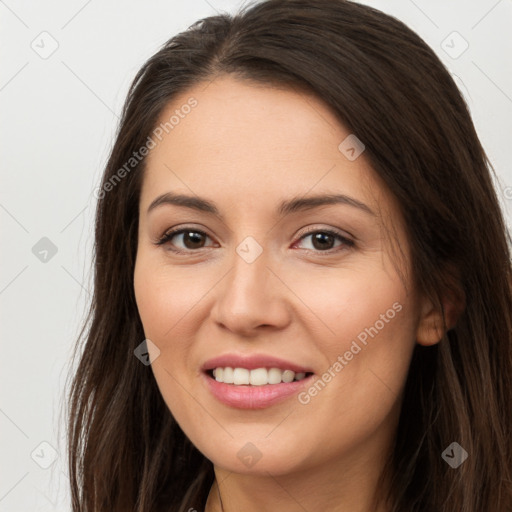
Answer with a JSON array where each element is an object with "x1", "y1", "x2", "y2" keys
[
  {"x1": 293, "y1": 262, "x2": 415, "y2": 352},
  {"x1": 134, "y1": 257, "x2": 202, "y2": 426},
  {"x1": 291, "y1": 264, "x2": 417, "y2": 411},
  {"x1": 279, "y1": 274, "x2": 416, "y2": 470},
  {"x1": 133, "y1": 254, "x2": 207, "y2": 342}
]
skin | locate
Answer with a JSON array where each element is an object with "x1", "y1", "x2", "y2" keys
[{"x1": 133, "y1": 75, "x2": 447, "y2": 512}]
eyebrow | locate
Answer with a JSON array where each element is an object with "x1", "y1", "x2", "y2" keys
[{"x1": 147, "y1": 191, "x2": 375, "y2": 218}]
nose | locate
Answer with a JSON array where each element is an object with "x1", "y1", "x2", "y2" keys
[{"x1": 210, "y1": 243, "x2": 292, "y2": 336}]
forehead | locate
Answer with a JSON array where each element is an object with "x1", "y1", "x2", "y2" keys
[{"x1": 140, "y1": 75, "x2": 392, "y2": 219}]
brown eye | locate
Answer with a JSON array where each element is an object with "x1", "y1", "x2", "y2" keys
[
  {"x1": 310, "y1": 232, "x2": 336, "y2": 250},
  {"x1": 296, "y1": 229, "x2": 354, "y2": 253},
  {"x1": 156, "y1": 228, "x2": 213, "y2": 252},
  {"x1": 179, "y1": 231, "x2": 207, "y2": 249}
]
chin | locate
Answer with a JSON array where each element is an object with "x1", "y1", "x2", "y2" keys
[{"x1": 197, "y1": 435, "x2": 314, "y2": 476}]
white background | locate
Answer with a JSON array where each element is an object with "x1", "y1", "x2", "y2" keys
[{"x1": 1, "y1": 0, "x2": 511, "y2": 510}]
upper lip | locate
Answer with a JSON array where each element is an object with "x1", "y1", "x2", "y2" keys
[{"x1": 201, "y1": 353, "x2": 314, "y2": 374}]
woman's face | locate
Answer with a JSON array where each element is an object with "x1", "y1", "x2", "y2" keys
[{"x1": 134, "y1": 75, "x2": 432, "y2": 478}]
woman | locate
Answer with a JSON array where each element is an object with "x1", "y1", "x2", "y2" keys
[{"x1": 67, "y1": 0, "x2": 512, "y2": 510}]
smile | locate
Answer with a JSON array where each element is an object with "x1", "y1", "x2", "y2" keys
[
  {"x1": 201, "y1": 353, "x2": 315, "y2": 408},
  {"x1": 210, "y1": 367, "x2": 311, "y2": 385},
  {"x1": 203, "y1": 370, "x2": 315, "y2": 409}
]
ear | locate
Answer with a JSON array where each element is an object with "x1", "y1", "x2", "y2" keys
[{"x1": 416, "y1": 287, "x2": 465, "y2": 346}]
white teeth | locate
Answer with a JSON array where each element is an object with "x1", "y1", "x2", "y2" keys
[
  {"x1": 211, "y1": 367, "x2": 309, "y2": 385},
  {"x1": 233, "y1": 368, "x2": 250, "y2": 385},
  {"x1": 249, "y1": 368, "x2": 268, "y2": 386},
  {"x1": 281, "y1": 369, "x2": 295, "y2": 383},
  {"x1": 223, "y1": 367, "x2": 234, "y2": 384},
  {"x1": 268, "y1": 367, "x2": 282, "y2": 384}
]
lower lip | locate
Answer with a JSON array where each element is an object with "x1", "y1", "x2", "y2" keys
[{"x1": 202, "y1": 372, "x2": 314, "y2": 409}]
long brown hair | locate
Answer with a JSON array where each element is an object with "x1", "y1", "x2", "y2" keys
[{"x1": 66, "y1": 0, "x2": 512, "y2": 510}]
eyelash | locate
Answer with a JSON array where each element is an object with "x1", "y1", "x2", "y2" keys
[{"x1": 155, "y1": 226, "x2": 355, "y2": 255}]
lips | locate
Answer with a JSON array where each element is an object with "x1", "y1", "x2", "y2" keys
[{"x1": 200, "y1": 353, "x2": 315, "y2": 409}]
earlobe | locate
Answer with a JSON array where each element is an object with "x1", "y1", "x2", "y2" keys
[
  {"x1": 416, "y1": 289, "x2": 465, "y2": 346},
  {"x1": 416, "y1": 298, "x2": 445, "y2": 346}
]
